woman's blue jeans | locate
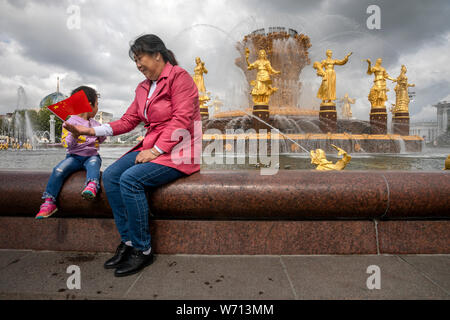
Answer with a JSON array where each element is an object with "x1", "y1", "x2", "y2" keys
[
  {"x1": 102, "y1": 151, "x2": 186, "y2": 252},
  {"x1": 43, "y1": 154, "x2": 102, "y2": 201}
]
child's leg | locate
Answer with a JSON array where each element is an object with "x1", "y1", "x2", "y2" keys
[
  {"x1": 82, "y1": 155, "x2": 102, "y2": 188},
  {"x1": 43, "y1": 155, "x2": 84, "y2": 201},
  {"x1": 80, "y1": 155, "x2": 102, "y2": 200},
  {"x1": 37, "y1": 155, "x2": 83, "y2": 219}
]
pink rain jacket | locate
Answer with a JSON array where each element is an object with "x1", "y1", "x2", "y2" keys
[{"x1": 108, "y1": 63, "x2": 202, "y2": 175}]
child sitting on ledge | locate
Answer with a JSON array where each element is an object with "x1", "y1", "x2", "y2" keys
[{"x1": 35, "y1": 86, "x2": 106, "y2": 219}]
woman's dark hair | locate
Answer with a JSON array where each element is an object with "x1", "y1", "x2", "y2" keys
[
  {"x1": 129, "y1": 34, "x2": 178, "y2": 66},
  {"x1": 71, "y1": 86, "x2": 98, "y2": 107}
]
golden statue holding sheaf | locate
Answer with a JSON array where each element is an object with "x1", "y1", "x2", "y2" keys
[
  {"x1": 313, "y1": 50, "x2": 352, "y2": 105},
  {"x1": 192, "y1": 57, "x2": 210, "y2": 107},
  {"x1": 310, "y1": 144, "x2": 352, "y2": 171},
  {"x1": 366, "y1": 58, "x2": 395, "y2": 109},
  {"x1": 245, "y1": 48, "x2": 281, "y2": 105},
  {"x1": 391, "y1": 65, "x2": 415, "y2": 113}
]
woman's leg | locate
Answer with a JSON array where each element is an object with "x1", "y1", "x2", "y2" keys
[
  {"x1": 119, "y1": 162, "x2": 186, "y2": 251},
  {"x1": 102, "y1": 152, "x2": 140, "y2": 243},
  {"x1": 43, "y1": 155, "x2": 84, "y2": 201}
]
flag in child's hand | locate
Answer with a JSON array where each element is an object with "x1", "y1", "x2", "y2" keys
[{"x1": 47, "y1": 90, "x2": 92, "y2": 121}]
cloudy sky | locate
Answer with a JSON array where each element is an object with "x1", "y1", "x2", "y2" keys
[{"x1": 1, "y1": 0, "x2": 449, "y2": 122}]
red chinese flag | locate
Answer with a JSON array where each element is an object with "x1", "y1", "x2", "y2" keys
[{"x1": 47, "y1": 90, "x2": 93, "y2": 121}]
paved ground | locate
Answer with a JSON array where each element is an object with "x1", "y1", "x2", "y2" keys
[{"x1": 0, "y1": 249, "x2": 448, "y2": 300}]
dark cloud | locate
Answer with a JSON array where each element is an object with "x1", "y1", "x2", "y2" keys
[
  {"x1": 330, "y1": 0, "x2": 450, "y2": 65},
  {"x1": 243, "y1": 0, "x2": 325, "y2": 16},
  {"x1": 0, "y1": 0, "x2": 448, "y2": 122}
]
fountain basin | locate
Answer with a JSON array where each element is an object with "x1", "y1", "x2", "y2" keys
[
  {"x1": 0, "y1": 170, "x2": 448, "y2": 254},
  {"x1": 0, "y1": 170, "x2": 448, "y2": 219}
]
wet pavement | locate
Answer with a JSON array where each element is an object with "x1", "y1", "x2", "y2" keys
[{"x1": 0, "y1": 249, "x2": 448, "y2": 300}]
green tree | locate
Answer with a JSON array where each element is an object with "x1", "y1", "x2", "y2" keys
[{"x1": 37, "y1": 97, "x2": 63, "y2": 142}]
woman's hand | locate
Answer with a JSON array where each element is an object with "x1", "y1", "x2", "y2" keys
[
  {"x1": 135, "y1": 148, "x2": 161, "y2": 164},
  {"x1": 63, "y1": 122, "x2": 95, "y2": 136}
]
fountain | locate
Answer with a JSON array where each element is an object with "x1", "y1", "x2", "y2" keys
[
  {"x1": 202, "y1": 27, "x2": 424, "y2": 154},
  {"x1": 0, "y1": 79, "x2": 70, "y2": 150},
  {"x1": 0, "y1": 26, "x2": 448, "y2": 259},
  {"x1": 0, "y1": 87, "x2": 36, "y2": 149},
  {"x1": 1, "y1": 89, "x2": 38, "y2": 149}
]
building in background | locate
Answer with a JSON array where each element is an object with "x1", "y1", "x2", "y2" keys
[
  {"x1": 432, "y1": 101, "x2": 450, "y2": 147},
  {"x1": 434, "y1": 101, "x2": 450, "y2": 135},
  {"x1": 39, "y1": 77, "x2": 67, "y2": 108},
  {"x1": 94, "y1": 111, "x2": 114, "y2": 124},
  {"x1": 410, "y1": 121, "x2": 438, "y2": 143}
]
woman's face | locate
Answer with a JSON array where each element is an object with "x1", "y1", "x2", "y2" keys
[{"x1": 134, "y1": 52, "x2": 162, "y2": 81}]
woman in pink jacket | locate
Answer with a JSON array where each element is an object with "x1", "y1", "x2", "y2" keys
[{"x1": 64, "y1": 34, "x2": 201, "y2": 277}]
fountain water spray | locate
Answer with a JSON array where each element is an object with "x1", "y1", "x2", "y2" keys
[{"x1": 241, "y1": 110, "x2": 310, "y2": 153}]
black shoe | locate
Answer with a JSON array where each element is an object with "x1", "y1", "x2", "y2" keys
[
  {"x1": 104, "y1": 242, "x2": 133, "y2": 269},
  {"x1": 114, "y1": 248, "x2": 154, "y2": 277}
]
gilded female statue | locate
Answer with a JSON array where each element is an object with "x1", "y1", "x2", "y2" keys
[
  {"x1": 339, "y1": 93, "x2": 356, "y2": 119},
  {"x1": 314, "y1": 50, "x2": 352, "y2": 104},
  {"x1": 366, "y1": 58, "x2": 395, "y2": 109},
  {"x1": 313, "y1": 61, "x2": 328, "y2": 103},
  {"x1": 245, "y1": 48, "x2": 281, "y2": 105},
  {"x1": 392, "y1": 65, "x2": 415, "y2": 113},
  {"x1": 192, "y1": 57, "x2": 208, "y2": 94}
]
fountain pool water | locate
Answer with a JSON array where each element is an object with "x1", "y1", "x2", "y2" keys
[{"x1": 0, "y1": 146, "x2": 448, "y2": 171}]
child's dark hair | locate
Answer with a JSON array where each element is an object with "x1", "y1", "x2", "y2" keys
[{"x1": 71, "y1": 86, "x2": 98, "y2": 107}]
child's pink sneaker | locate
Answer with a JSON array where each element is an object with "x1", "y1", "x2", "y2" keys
[
  {"x1": 35, "y1": 201, "x2": 58, "y2": 219},
  {"x1": 81, "y1": 182, "x2": 97, "y2": 200}
]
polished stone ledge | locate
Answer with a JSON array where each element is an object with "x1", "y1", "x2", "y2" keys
[
  {"x1": 0, "y1": 217, "x2": 448, "y2": 254},
  {"x1": 0, "y1": 170, "x2": 448, "y2": 219}
]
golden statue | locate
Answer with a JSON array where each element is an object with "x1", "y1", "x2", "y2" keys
[
  {"x1": 193, "y1": 57, "x2": 207, "y2": 93},
  {"x1": 22, "y1": 141, "x2": 32, "y2": 150},
  {"x1": 211, "y1": 96, "x2": 223, "y2": 113},
  {"x1": 366, "y1": 58, "x2": 395, "y2": 109},
  {"x1": 245, "y1": 48, "x2": 281, "y2": 105},
  {"x1": 391, "y1": 65, "x2": 415, "y2": 113},
  {"x1": 192, "y1": 57, "x2": 210, "y2": 107},
  {"x1": 444, "y1": 155, "x2": 450, "y2": 170},
  {"x1": 313, "y1": 61, "x2": 328, "y2": 101},
  {"x1": 310, "y1": 144, "x2": 351, "y2": 171},
  {"x1": 339, "y1": 93, "x2": 356, "y2": 119},
  {"x1": 313, "y1": 50, "x2": 352, "y2": 105}
]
